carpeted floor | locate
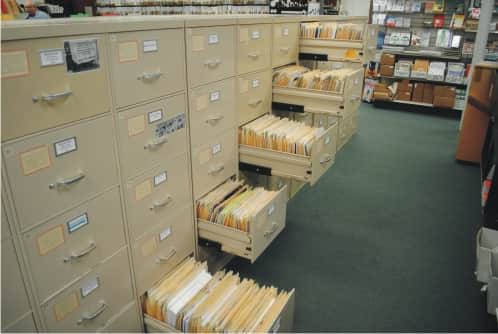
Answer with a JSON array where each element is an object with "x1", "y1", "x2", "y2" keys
[{"x1": 226, "y1": 103, "x2": 498, "y2": 332}]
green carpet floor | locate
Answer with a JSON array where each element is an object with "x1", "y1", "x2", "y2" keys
[{"x1": 227, "y1": 103, "x2": 498, "y2": 332}]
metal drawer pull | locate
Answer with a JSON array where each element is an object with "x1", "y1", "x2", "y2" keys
[
  {"x1": 156, "y1": 248, "x2": 176, "y2": 264},
  {"x1": 367, "y1": 46, "x2": 377, "y2": 50},
  {"x1": 248, "y1": 52, "x2": 260, "y2": 59},
  {"x1": 204, "y1": 59, "x2": 222, "y2": 68},
  {"x1": 350, "y1": 96, "x2": 361, "y2": 102},
  {"x1": 320, "y1": 154, "x2": 333, "y2": 164},
  {"x1": 208, "y1": 164, "x2": 225, "y2": 175},
  {"x1": 149, "y1": 195, "x2": 173, "y2": 210},
  {"x1": 248, "y1": 99, "x2": 262, "y2": 107},
  {"x1": 137, "y1": 72, "x2": 163, "y2": 81},
  {"x1": 144, "y1": 136, "x2": 167, "y2": 150},
  {"x1": 280, "y1": 47, "x2": 290, "y2": 53},
  {"x1": 264, "y1": 222, "x2": 278, "y2": 238},
  {"x1": 206, "y1": 114, "x2": 224, "y2": 123},
  {"x1": 64, "y1": 242, "x2": 96, "y2": 263},
  {"x1": 49, "y1": 171, "x2": 85, "y2": 189},
  {"x1": 77, "y1": 301, "x2": 107, "y2": 325},
  {"x1": 32, "y1": 90, "x2": 72, "y2": 103}
]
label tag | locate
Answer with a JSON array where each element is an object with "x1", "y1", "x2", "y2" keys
[
  {"x1": 148, "y1": 109, "x2": 163, "y2": 124},
  {"x1": 143, "y1": 40, "x2": 158, "y2": 53},
  {"x1": 128, "y1": 115, "x2": 146, "y2": 137},
  {"x1": 283, "y1": 28, "x2": 289, "y2": 36},
  {"x1": 54, "y1": 292, "x2": 79, "y2": 321},
  {"x1": 252, "y1": 79, "x2": 260, "y2": 88},
  {"x1": 268, "y1": 204, "x2": 275, "y2": 216},
  {"x1": 135, "y1": 179, "x2": 152, "y2": 201},
  {"x1": 210, "y1": 90, "x2": 220, "y2": 102},
  {"x1": 141, "y1": 237, "x2": 157, "y2": 257},
  {"x1": 65, "y1": 38, "x2": 99, "y2": 73},
  {"x1": 212, "y1": 143, "x2": 222, "y2": 155},
  {"x1": 80, "y1": 277, "x2": 99, "y2": 298},
  {"x1": 67, "y1": 213, "x2": 89, "y2": 234},
  {"x1": 208, "y1": 34, "x2": 219, "y2": 45},
  {"x1": 37, "y1": 225, "x2": 65, "y2": 256},
  {"x1": 2, "y1": 49, "x2": 30, "y2": 79},
  {"x1": 39, "y1": 49, "x2": 65, "y2": 67},
  {"x1": 54, "y1": 137, "x2": 77, "y2": 157},
  {"x1": 19, "y1": 145, "x2": 51, "y2": 176},
  {"x1": 325, "y1": 136, "x2": 331, "y2": 145},
  {"x1": 251, "y1": 30, "x2": 261, "y2": 39},
  {"x1": 159, "y1": 226, "x2": 172, "y2": 241},
  {"x1": 154, "y1": 171, "x2": 167, "y2": 186}
]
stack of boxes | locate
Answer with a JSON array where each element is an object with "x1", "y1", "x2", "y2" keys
[{"x1": 379, "y1": 53, "x2": 396, "y2": 77}]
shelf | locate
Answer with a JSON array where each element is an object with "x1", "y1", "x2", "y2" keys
[
  {"x1": 373, "y1": 98, "x2": 462, "y2": 111},
  {"x1": 378, "y1": 75, "x2": 467, "y2": 87},
  {"x1": 96, "y1": 2, "x2": 268, "y2": 6},
  {"x1": 380, "y1": 49, "x2": 462, "y2": 61}
]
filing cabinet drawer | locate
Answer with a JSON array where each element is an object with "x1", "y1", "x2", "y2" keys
[
  {"x1": 197, "y1": 184, "x2": 287, "y2": 263},
  {"x1": 22, "y1": 188, "x2": 126, "y2": 303},
  {"x1": 41, "y1": 247, "x2": 133, "y2": 332},
  {"x1": 124, "y1": 153, "x2": 191, "y2": 241},
  {"x1": 186, "y1": 26, "x2": 235, "y2": 88},
  {"x1": 1, "y1": 239, "x2": 32, "y2": 329},
  {"x1": 299, "y1": 39, "x2": 364, "y2": 63},
  {"x1": 272, "y1": 23, "x2": 299, "y2": 68},
  {"x1": 237, "y1": 70, "x2": 271, "y2": 126},
  {"x1": 117, "y1": 93, "x2": 188, "y2": 180},
  {"x1": 191, "y1": 129, "x2": 237, "y2": 199},
  {"x1": 1, "y1": 200, "x2": 11, "y2": 241},
  {"x1": 1, "y1": 35, "x2": 110, "y2": 141},
  {"x1": 2, "y1": 114, "x2": 119, "y2": 231},
  {"x1": 293, "y1": 112, "x2": 313, "y2": 126},
  {"x1": 189, "y1": 78, "x2": 236, "y2": 147},
  {"x1": 3, "y1": 312, "x2": 37, "y2": 333},
  {"x1": 237, "y1": 24, "x2": 271, "y2": 75},
  {"x1": 132, "y1": 206, "x2": 194, "y2": 295},
  {"x1": 97, "y1": 302, "x2": 141, "y2": 333},
  {"x1": 109, "y1": 29, "x2": 186, "y2": 109}
]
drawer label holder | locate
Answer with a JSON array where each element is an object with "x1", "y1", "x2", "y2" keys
[{"x1": 272, "y1": 102, "x2": 305, "y2": 113}]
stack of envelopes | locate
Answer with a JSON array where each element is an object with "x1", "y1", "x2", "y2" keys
[
  {"x1": 144, "y1": 258, "x2": 293, "y2": 332},
  {"x1": 273, "y1": 65, "x2": 350, "y2": 93},
  {"x1": 239, "y1": 115, "x2": 325, "y2": 156},
  {"x1": 300, "y1": 22, "x2": 363, "y2": 41},
  {"x1": 196, "y1": 180, "x2": 279, "y2": 232}
]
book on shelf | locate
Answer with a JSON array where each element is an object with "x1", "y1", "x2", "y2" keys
[
  {"x1": 410, "y1": 29, "x2": 431, "y2": 47},
  {"x1": 451, "y1": 35, "x2": 462, "y2": 49},
  {"x1": 385, "y1": 31, "x2": 412, "y2": 46},
  {"x1": 433, "y1": 14, "x2": 445, "y2": 28},
  {"x1": 450, "y1": 13, "x2": 465, "y2": 29},
  {"x1": 411, "y1": 59, "x2": 429, "y2": 79},
  {"x1": 435, "y1": 29, "x2": 451, "y2": 48},
  {"x1": 394, "y1": 59, "x2": 412, "y2": 77},
  {"x1": 445, "y1": 62, "x2": 465, "y2": 84},
  {"x1": 469, "y1": 7, "x2": 480, "y2": 20},
  {"x1": 432, "y1": 0, "x2": 445, "y2": 14},
  {"x1": 424, "y1": 1, "x2": 433, "y2": 13},
  {"x1": 427, "y1": 61, "x2": 446, "y2": 81}
]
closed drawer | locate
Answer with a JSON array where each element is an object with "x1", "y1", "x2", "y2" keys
[
  {"x1": 2, "y1": 114, "x2": 119, "y2": 231},
  {"x1": 1, "y1": 35, "x2": 110, "y2": 141},
  {"x1": 1, "y1": 239, "x2": 31, "y2": 329},
  {"x1": 191, "y1": 129, "x2": 236, "y2": 199},
  {"x1": 272, "y1": 23, "x2": 299, "y2": 68},
  {"x1": 3, "y1": 312, "x2": 37, "y2": 333},
  {"x1": 109, "y1": 29, "x2": 186, "y2": 109},
  {"x1": 124, "y1": 153, "x2": 192, "y2": 241},
  {"x1": 237, "y1": 24, "x2": 271, "y2": 75},
  {"x1": 22, "y1": 188, "x2": 126, "y2": 303},
  {"x1": 131, "y1": 206, "x2": 194, "y2": 295},
  {"x1": 186, "y1": 26, "x2": 235, "y2": 88},
  {"x1": 116, "y1": 93, "x2": 188, "y2": 180},
  {"x1": 40, "y1": 247, "x2": 133, "y2": 332},
  {"x1": 97, "y1": 302, "x2": 141, "y2": 333},
  {"x1": 237, "y1": 70, "x2": 271, "y2": 126},
  {"x1": 197, "y1": 183, "x2": 287, "y2": 263},
  {"x1": 189, "y1": 78, "x2": 236, "y2": 148}
]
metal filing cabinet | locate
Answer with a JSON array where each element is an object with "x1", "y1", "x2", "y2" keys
[
  {"x1": 271, "y1": 21, "x2": 299, "y2": 68},
  {"x1": 237, "y1": 69, "x2": 272, "y2": 126},
  {"x1": 236, "y1": 22, "x2": 272, "y2": 75}
]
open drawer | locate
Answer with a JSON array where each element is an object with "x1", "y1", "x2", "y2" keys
[
  {"x1": 197, "y1": 181, "x2": 288, "y2": 263},
  {"x1": 299, "y1": 39, "x2": 365, "y2": 64}
]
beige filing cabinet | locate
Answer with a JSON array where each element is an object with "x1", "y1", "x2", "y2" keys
[{"x1": 271, "y1": 16, "x2": 300, "y2": 69}]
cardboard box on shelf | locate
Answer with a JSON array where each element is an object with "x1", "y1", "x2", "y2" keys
[
  {"x1": 433, "y1": 96, "x2": 456, "y2": 108},
  {"x1": 380, "y1": 65, "x2": 395, "y2": 77},
  {"x1": 396, "y1": 91, "x2": 412, "y2": 101},
  {"x1": 412, "y1": 82, "x2": 425, "y2": 102},
  {"x1": 398, "y1": 79, "x2": 413, "y2": 93},
  {"x1": 433, "y1": 85, "x2": 456, "y2": 108},
  {"x1": 423, "y1": 84, "x2": 434, "y2": 104},
  {"x1": 374, "y1": 91, "x2": 392, "y2": 101},
  {"x1": 380, "y1": 53, "x2": 396, "y2": 66}
]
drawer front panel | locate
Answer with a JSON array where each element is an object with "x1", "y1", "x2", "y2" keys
[
  {"x1": 191, "y1": 129, "x2": 236, "y2": 199},
  {"x1": 310, "y1": 122, "x2": 338, "y2": 185},
  {"x1": 109, "y1": 29, "x2": 186, "y2": 109},
  {"x1": 189, "y1": 78, "x2": 236, "y2": 148},
  {"x1": 41, "y1": 248, "x2": 133, "y2": 332},
  {"x1": 22, "y1": 188, "x2": 126, "y2": 303},
  {"x1": 186, "y1": 26, "x2": 236, "y2": 87},
  {"x1": 117, "y1": 94, "x2": 188, "y2": 180},
  {"x1": 97, "y1": 302, "x2": 141, "y2": 333},
  {"x1": 237, "y1": 24, "x2": 271, "y2": 75},
  {"x1": 124, "y1": 153, "x2": 191, "y2": 241},
  {"x1": 3, "y1": 114, "x2": 119, "y2": 231},
  {"x1": 272, "y1": 23, "x2": 298, "y2": 68},
  {"x1": 132, "y1": 206, "x2": 194, "y2": 295},
  {"x1": 237, "y1": 70, "x2": 271, "y2": 126},
  {"x1": 3, "y1": 312, "x2": 37, "y2": 332},
  {"x1": 1, "y1": 36, "x2": 110, "y2": 141}
]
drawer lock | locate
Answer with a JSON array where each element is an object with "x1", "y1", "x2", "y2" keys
[
  {"x1": 64, "y1": 241, "x2": 96, "y2": 263},
  {"x1": 49, "y1": 171, "x2": 85, "y2": 190},
  {"x1": 32, "y1": 90, "x2": 72, "y2": 103},
  {"x1": 137, "y1": 71, "x2": 163, "y2": 81},
  {"x1": 144, "y1": 136, "x2": 167, "y2": 151},
  {"x1": 77, "y1": 301, "x2": 107, "y2": 325},
  {"x1": 264, "y1": 222, "x2": 278, "y2": 238},
  {"x1": 156, "y1": 248, "x2": 176, "y2": 264},
  {"x1": 149, "y1": 195, "x2": 173, "y2": 211}
]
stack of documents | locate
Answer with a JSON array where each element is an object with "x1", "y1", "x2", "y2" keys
[
  {"x1": 239, "y1": 115, "x2": 325, "y2": 156},
  {"x1": 300, "y1": 22, "x2": 363, "y2": 41},
  {"x1": 273, "y1": 65, "x2": 351, "y2": 94},
  {"x1": 144, "y1": 258, "x2": 293, "y2": 333},
  {"x1": 196, "y1": 180, "x2": 279, "y2": 232}
]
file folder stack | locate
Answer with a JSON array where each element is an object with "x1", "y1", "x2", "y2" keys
[
  {"x1": 143, "y1": 258, "x2": 293, "y2": 332},
  {"x1": 239, "y1": 115, "x2": 325, "y2": 156},
  {"x1": 197, "y1": 180, "x2": 280, "y2": 232},
  {"x1": 273, "y1": 65, "x2": 350, "y2": 93},
  {"x1": 300, "y1": 22, "x2": 364, "y2": 41}
]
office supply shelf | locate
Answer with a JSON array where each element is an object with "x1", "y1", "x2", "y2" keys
[{"x1": 378, "y1": 75, "x2": 468, "y2": 88}]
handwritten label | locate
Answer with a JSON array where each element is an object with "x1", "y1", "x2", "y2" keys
[
  {"x1": 39, "y1": 49, "x2": 65, "y2": 67},
  {"x1": 54, "y1": 137, "x2": 77, "y2": 157},
  {"x1": 159, "y1": 226, "x2": 172, "y2": 241},
  {"x1": 252, "y1": 79, "x2": 260, "y2": 88},
  {"x1": 251, "y1": 30, "x2": 261, "y2": 39},
  {"x1": 148, "y1": 109, "x2": 163, "y2": 124},
  {"x1": 212, "y1": 143, "x2": 222, "y2": 155},
  {"x1": 268, "y1": 204, "x2": 275, "y2": 216},
  {"x1": 210, "y1": 90, "x2": 220, "y2": 102},
  {"x1": 325, "y1": 136, "x2": 331, "y2": 145},
  {"x1": 143, "y1": 40, "x2": 158, "y2": 53},
  {"x1": 208, "y1": 34, "x2": 219, "y2": 45},
  {"x1": 154, "y1": 171, "x2": 167, "y2": 186},
  {"x1": 283, "y1": 28, "x2": 289, "y2": 36}
]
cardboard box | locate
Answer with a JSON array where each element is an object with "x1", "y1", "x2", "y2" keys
[
  {"x1": 396, "y1": 91, "x2": 412, "y2": 101},
  {"x1": 412, "y1": 82, "x2": 425, "y2": 102},
  {"x1": 397, "y1": 79, "x2": 413, "y2": 93},
  {"x1": 379, "y1": 65, "x2": 394, "y2": 77},
  {"x1": 434, "y1": 85, "x2": 456, "y2": 98},
  {"x1": 423, "y1": 84, "x2": 434, "y2": 104},
  {"x1": 373, "y1": 91, "x2": 391, "y2": 101},
  {"x1": 374, "y1": 83, "x2": 390, "y2": 93},
  {"x1": 380, "y1": 53, "x2": 396, "y2": 66},
  {"x1": 433, "y1": 96, "x2": 455, "y2": 108}
]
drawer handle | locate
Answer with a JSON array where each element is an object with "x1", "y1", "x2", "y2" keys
[
  {"x1": 206, "y1": 114, "x2": 224, "y2": 124},
  {"x1": 350, "y1": 96, "x2": 361, "y2": 102},
  {"x1": 64, "y1": 241, "x2": 96, "y2": 263},
  {"x1": 208, "y1": 163, "x2": 225, "y2": 175},
  {"x1": 204, "y1": 59, "x2": 222, "y2": 68},
  {"x1": 247, "y1": 52, "x2": 260, "y2": 59},
  {"x1": 248, "y1": 99, "x2": 262, "y2": 107},
  {"x1": 149, "y1": 195, "x2": 173, "y2": 211},
  {"x1": 367, "y1": 46, "x2": 377, "y2": 50},
  {"x1": 49, "y1": 171, "x2": 85, "y2": 190},
  {"x1": 264, "y1": 222, "x2": 279, "y2": 238},
  {"x1": 280, "y1": 47, "x2": 290, "y2": 53},
  {"x1": 144, "y1": 136, "x2": 167, "y2": 150},
  {"x1": 320, "y1": 154, "x2": 333, "y2": 165},
  {"x1": 156, "y1": 248, "x2": 176, "y2": 264},
  {"x1": 32, "y1": 90, "x2": 72, "y2": 103},
  {"x1": 137, "y1": 71, "x2": 163, "y2": 81},
  {"x1": 77, "y1": 301, "x2": 107, "y2": 325}
]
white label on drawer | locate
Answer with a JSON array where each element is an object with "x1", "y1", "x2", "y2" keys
[
  {"x1": 252, "y1": 79, "x2": 260, "y2": 88},
  {"x1": 325, "y1": 136, "x2": 331, "y2": 145},
  {"x1": 283, "y1": 28, "x2": 289, "y2": 36},
  {"x1": 80, "y1": 277, "x2": 99, "y2": 298},
  {"x1": 2, "y1": 49, "x2": 30, "y2": 78},
  {"x1": 268, "y1": 204, "x2": 275, "y2": 216},
  {"x1": 208, "y1": 34, "x2": 219, "y2": 45},
  {"x1": 210, "y1": 90, "x2": 221, "y2": 102},
  {"x1": 39, "y1": 49, "x2": 65, "y2": 67},
  {"x1": 54, "y1": 137, "x2": 77, "y2": 157},
  {"x1": 143, "y1": 40, "x2": 158, "y2": 53},
  {"x1": 154, "y1": 171, "x2": 167, "y2": 186},
  {"x1": 271, "y1": 317, "x2": 281, "y2": 333},
  {"x1": 159, "y1": 226, "x2": 172, "y2": 241},
  {"x1": 251, "y1": 30, "x2": 261, "y2": 39},
  {"x1": 148, "y1": 109, "x2": 163, "y2": 124},
  {"x1": 67, "y1": 213, "x2": 89, "y2": 234},
  {"x1": 212, "y1": 143, "x2": 222, "y2": 155}
]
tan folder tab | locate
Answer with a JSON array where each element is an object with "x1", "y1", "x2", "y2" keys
[
  {"x1": 239, "y1": 78, "x2": 249, "y2": 94},
  {"x1": 239, "y1": 28, "x2": 249, "y2": 43},
  {"x1": 118, "y1": 41, "x2": 139, "y2": 63},
  {"x1": 135, "y1": 179, "x2": 152, "y2": 201},
  {"x1": 196, "y1": 94, "x2": 209, "y2": 112},
  {"x1": 53, "y1": 291, "x2": 79, "y2": 321},
  {"x1": 37, "y1": 225, "x2": 65, "y2": 256},
  {"x1": 19, "y1": 145, "x2": 51, "y2": 176},
  {"x1": 141, "y1": 236, "x2": 158, "y2": 257},
  {"x1": 192, "y1": 35, "x2": 205, "y2": 52},
  {"x1": 128, "y1": 115, "x2": 146, "y2": 137},
  {"x1": 2, "y1": 49, "x2": 30, "y2": 79}
]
